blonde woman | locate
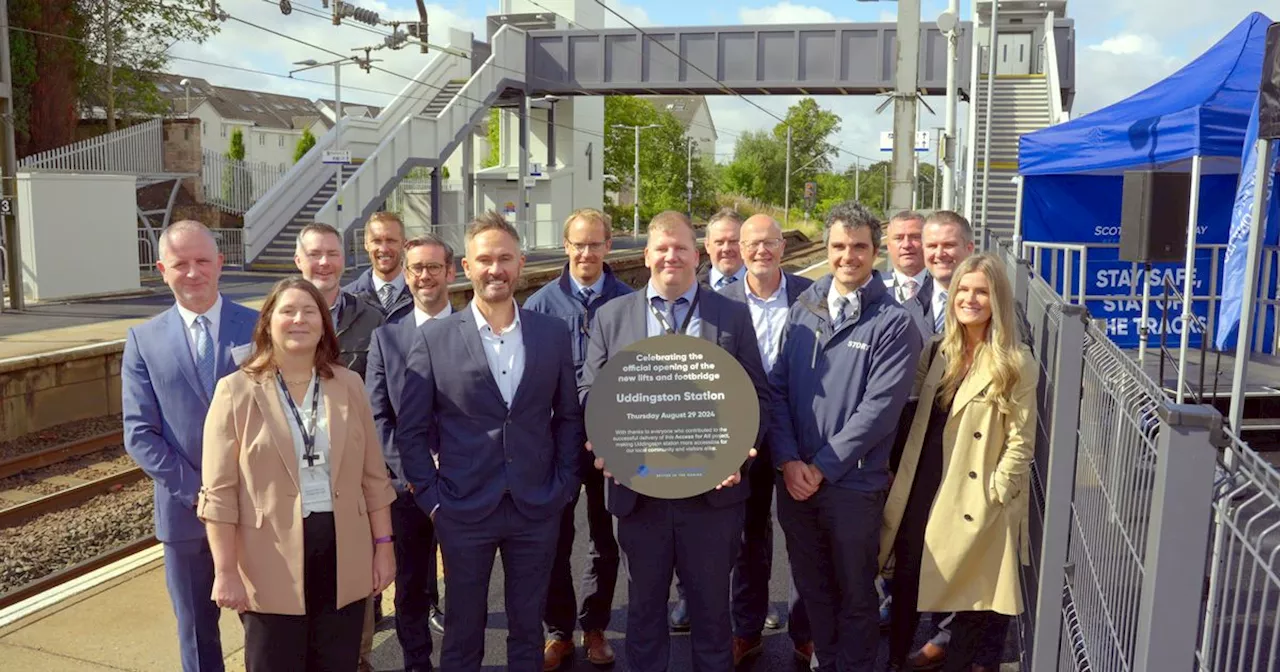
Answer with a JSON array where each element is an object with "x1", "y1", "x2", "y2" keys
[{"x1": 881, "y1": 254, "x2": 1038, "y2": 672}]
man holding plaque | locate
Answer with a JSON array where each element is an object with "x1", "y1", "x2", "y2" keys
[
  {"x1": 581, "y1": 210, "x2": 769, "y2": 672},
  {"x1": 768, "y1": 202, "x2": 922, "y2": 671}
]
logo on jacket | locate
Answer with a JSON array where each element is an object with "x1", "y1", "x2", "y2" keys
[{"x1": 847, "y1": 340, "x2": 871, "y2": 351}]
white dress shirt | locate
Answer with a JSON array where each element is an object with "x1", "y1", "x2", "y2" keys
[
  {"x1": 745, "y1": 274, "x2": 789, "y2": 374},
  {"x1": 274, "y1": 371, "x2": 333, "y2": 516},
  {"x1": 827, "y1": 279, "x2": 867, "y2": 326},
  {"x1": 892, "y1": 268, "x2": 930, "y2": 304},
  {"x1": 373, "y1": 272, "x2": 406, "y2": 300},
  {"x1": 470, "y1": 300, "x2": 525, "y2": 406},
  {"x1": 175, "y1": 294, "x2": 223, "y2": 367},
  {"x1": 931, "y1": 281, "x2": 951, "y2": 325},
  {"x1": 414, "y1": 302, "x2": 453, "y2": 326}
]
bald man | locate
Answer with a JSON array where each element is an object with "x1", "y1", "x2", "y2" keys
[{"x1": 719, "y1": 214, "x2": 815, "y2": 665}]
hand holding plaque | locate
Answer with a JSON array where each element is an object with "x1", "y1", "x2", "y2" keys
[{"x1": 584, "y1": 334, "x2": 760, "y2": 499}]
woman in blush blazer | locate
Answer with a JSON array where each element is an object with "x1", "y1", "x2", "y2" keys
[
  {"x1": 881, "y1": 254, "x2": 1039, "y2": 672},
  {"x1": 199, "y1": 277, "x2": 397, "y2": 671}
]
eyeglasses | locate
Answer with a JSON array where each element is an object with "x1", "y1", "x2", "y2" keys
[
  {"x1": 741, "y1": 239, "x2": 784, "y2": 251},
  {"x1": 407, "y1": 263, "x2": 447, "y2": 277},
  {"x1": 566, "y1": 241, "x2": 607, "y2": 254}
]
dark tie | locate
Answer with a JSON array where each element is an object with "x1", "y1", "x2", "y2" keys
[
  {"x1": 379, "y1": 284, "x2": 395, "y2": 311},
  {"x1": 195, "y1": 315, "x2": 215, "y2": 397},
  {"x1": 652, "y1": 296, "x2": 688, "y2": 334},
  {"x1": 833, "y1": 295, "x2": 850, "y2": 328},
  {"x1": 717, "y1": 274, "x2": 739, "y2": 290},
  {"x1": 579, "y1": 287, "x2": 595, "y2": 309}
]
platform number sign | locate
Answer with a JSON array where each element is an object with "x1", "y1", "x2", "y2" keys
[
  {"x1": 803, "y1": 181, "x2": 817, "y2": 212},
  {"x1": 0, "y1": 197, "x2": 12, "y2": 217}
]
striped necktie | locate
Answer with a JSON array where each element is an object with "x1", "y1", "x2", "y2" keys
[
  {"x1": 935, "y1": 290, "x2": 948, "y2": 333},
  {"x1": 195, "y1": 315, "x2": 216, "y2": 397},
  {"x1": 378, "y1": 283, "x2": 395, "y2": 311}
]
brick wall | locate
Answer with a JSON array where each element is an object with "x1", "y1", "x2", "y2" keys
[{"x1": 163, "y1": 119, "x2": 203, "y2": 201}]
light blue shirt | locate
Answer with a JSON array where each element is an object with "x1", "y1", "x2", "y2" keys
[
  {"x1": 568, "y1": 273, "x2": 606, "y2": 303},
  {"x1": 709, "y1": 265, "x2": 746, "y2": 292},
  {"x1": 745, "y1": 274, "x2": 789, "y2": 373},
  {"x1": 645, "y1": 282, "x2": 702, "y2": 338},
  {"x1": 470, "y1": 300, "x2": 525, "y2": 406}
]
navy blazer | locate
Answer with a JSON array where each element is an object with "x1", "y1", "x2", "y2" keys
[
  {"x1": 345, "y1": 268, "x2": 414, "y2": 323},
  {"x1": 396, "y1": 307, "x2": 584, "y2": 523},
  {"x1": 579, "y1": 286, "x2": 771, "y2": 517},
  {"x1": 122, "y1": 299, "x2": 258, "y2": 543},
  {"x1": 717, "y1": 272, "x2": 814, "y2": 309},
  {"x1": 365, "y1": 316, "x2": 419, "y2": 494}
]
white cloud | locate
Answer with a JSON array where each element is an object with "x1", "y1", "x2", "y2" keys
[
  {"x1": 1088, "y1": 33, "x2": 1161, "y2": 57},
  {"x1": 738, "y1": 3, "x2": 853, "y2": 25},
  {"x1": 877, "y1": 10, "x2": 897, "y2": 23},
  {"x1": 601, "y1": 1, "x2": 653, "y2": 28},
  {"x1": 167, "y1": 1, "x2": 485, "y2": 109}
]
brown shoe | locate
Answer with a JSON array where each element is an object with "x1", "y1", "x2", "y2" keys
[
  {"x1": 582, "y1": 630, "x2": 616, "y2": 666},
  {"x1": 733, "y1": 635, "x2": 763, "y2": 665},
  {"x1": 908, "y1": 642, "x2": 947, "y2": 670},
  {"x1": 793, "y1": 640, "x2": 815, "y2": 664},
  {"x1": 543, "y1": 639, "x2": 574, "y2": 671}
]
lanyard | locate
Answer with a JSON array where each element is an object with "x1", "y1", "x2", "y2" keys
[
  {"x1": 276, "y1": 371, "x2": 322, "y2": 467},
  {"x1": 648, "y1": 289, "x2": 702, "y2": 335}
]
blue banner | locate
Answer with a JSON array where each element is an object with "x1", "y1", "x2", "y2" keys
[{"x1": 1216, "y1": 98, "x2": 1280, "y2": 351}]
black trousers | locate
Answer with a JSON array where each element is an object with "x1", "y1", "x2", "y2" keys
[
  {"x1": 240, "y1": 512, "x2": 365, "y2": 672},
  {"x1": 391, "y1": 491, "x2": 440, "y2": 668},
  {"x1": 942, "y1": 611, "x2": 1011, "y2": 670},
  {"x1": 545, "y1": 467, "x2": 620, "y2": 639},
  {"x1": 778, "y1": 485, "x2": 883, "y2": 672}
]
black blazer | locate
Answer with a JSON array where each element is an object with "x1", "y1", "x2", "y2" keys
[{"x1": 579, "y1": 287, "x2": 771, "y2": 517}]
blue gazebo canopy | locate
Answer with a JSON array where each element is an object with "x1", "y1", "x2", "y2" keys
[{"x1": 1019, "y1": 12, "x2": 1274, "y2": 176}]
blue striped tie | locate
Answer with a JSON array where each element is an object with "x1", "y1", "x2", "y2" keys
[
  {"x1": 935, "y1": 290, "x2": 948, "y2": 333},
  {"x1": 195, "y1": 315, "x2": 216, "y2": 397}
]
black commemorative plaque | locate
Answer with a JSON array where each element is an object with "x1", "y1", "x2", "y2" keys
[{"x1": 585, "y1": 334, "x2": 760, "y2": 499}]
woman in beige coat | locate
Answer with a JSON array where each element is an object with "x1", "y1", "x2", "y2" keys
[
  {"x1": 199, "y1": 278, "x2": 397, "y2": 671},
  {"x1": 881, "y1": 254, "x2": 1038, "y2": 672}
]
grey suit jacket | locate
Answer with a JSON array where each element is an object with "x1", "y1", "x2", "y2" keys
[{"x1": 883, "y1": 270, "x2": 936, "y2": 342}]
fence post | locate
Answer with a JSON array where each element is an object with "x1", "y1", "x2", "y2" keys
[
  {"x1": 1030, "y1": 302, "x2": 1087, "y2": 672},
  {"x1": 1132, "y1": 402, "x2": 1221, "y2": 672}
]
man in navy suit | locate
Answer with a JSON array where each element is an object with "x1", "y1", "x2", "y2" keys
[
  {"x1": 718, "y1": 214, "x2": 815, "y2": 666},
  {"x1": 344, "y1": 211, "x2": 414, "y2": 323},
  {"x1": 366, "y1": 234, "x2": 457, "y2": 672},
  {"x1": 396, "y1": 212, "x2": 584, "y2": 671},
  {"x1": 523, "y1": 208, "x2": 632, "y2": 669},
  {"x1": 883, "y1": 210, "x2": 937, "y2": 339},
  {"x1": 581, "y1": 210, "x2": 770, "y2": 672},
  {"x1": 123, "y1": 220, "x2": 257, "y2": 672}
]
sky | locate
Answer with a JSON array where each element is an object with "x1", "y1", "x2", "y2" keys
[{"x1": 169, "y1": 0, "x2": 1275, "y2": 170}]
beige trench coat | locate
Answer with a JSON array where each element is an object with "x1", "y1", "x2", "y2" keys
[{"x1": 879, "y1": 341, "x2": 1038, "y2": 616}]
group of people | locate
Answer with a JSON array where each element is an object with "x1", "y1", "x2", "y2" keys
[{"x1": 122, "y1": 200, "x2": 1036, "y2": 672}]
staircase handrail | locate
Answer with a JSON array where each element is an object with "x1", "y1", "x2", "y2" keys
[
  {"x1": 243, "y1": 39, "x2": 470, "y2": 262},
  {"x1": 314, "y1": 24, "x2": 527, "y2": 235},
  {"x1": 1042, "y1": 10, "x2": 1065, "y2": 125}
]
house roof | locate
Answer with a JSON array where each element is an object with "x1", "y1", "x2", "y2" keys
[
  {"x1": 314, "y1": 99, "x2": 384, "y2": 119},
  {"x1": 203, "y1": 86, "x2": 323, "y2": 130},
  {"x1": 646, "y1": 96, "x2": 716, "y2": 139}
]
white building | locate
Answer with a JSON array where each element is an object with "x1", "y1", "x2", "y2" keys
[{"x1": 645, "y1": 96, "x2": 717, "y2": 158}]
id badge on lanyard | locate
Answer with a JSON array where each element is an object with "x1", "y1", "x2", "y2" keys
[{"x1": 278, "y1": 372, "x2": 331, "y2": 508}]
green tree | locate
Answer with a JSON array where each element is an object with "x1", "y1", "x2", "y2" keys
[
  {"x1": 481, "y1": 108, "x2": 500, "y2": 168},
  {"x1": 223, "y1": 128, "x2": 250, "y2": 204},
  {"x1": 604, "y1": 96, "x2": 715, "y2": 228},
  {"x1": 719, "y1": 130, "x2": 786, "y2": 203},
  {"x1": 293, "y1": 128, "x2": 316, "y2": 164},
  {"x1": 11, "y1": 0, "x2": 85, "y2": 156},
  {"x1": 773, "y1": 98, "x2": 841, "y2": 207},
  {"x1": 78, "y1": 0, "x2": 221, "y2": 131},
  {"x1": 845, "y1": 160, "x2": 893, "y2": 219}
]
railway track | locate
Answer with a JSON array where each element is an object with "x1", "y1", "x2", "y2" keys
[
  {"x1": 0, "y1": 535, "x2": 157, "y2": 611},
  {"x1": 0, "y1": 430, "x2": 125, "y2": 480},
  {"x1": 0, "y1": 429, "x2": 142, "y2": 530}
]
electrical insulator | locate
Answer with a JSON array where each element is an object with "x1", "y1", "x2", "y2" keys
[
  {"x1": 383, "y1": 30, "x2": 409, "y2": 49},
  {"x1": 406, "y1": 20, "x2": 429, "y2": 53},
  {"x1": 334, "y1": 1, "x2": 380, "y2": 26}
]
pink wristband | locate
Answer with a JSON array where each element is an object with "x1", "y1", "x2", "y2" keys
[{"x1": 374, "y1": 536, "x2": 394, "y2": 545}]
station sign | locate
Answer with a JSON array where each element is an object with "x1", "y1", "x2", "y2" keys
[
  {"x1": 322, "y1": 149, "x2": 352, "y2": 165},
  {"x1": 879, "y1": 131, "x2": 931, "y2": 153}
]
